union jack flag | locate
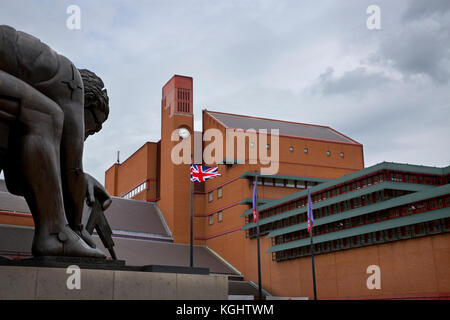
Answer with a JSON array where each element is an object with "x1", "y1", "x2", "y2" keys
[{"x1": 190, "y1": 164, "x2": 221, "y2": 183}]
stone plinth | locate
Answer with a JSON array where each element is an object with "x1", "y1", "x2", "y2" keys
[{"x1": 0, "y1": 265, "x2": 228, "y2": 300}]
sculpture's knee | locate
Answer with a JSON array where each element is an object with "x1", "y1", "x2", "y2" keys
[{"x1": 22, "y1": 96, "x2": 64, "y2": 142}]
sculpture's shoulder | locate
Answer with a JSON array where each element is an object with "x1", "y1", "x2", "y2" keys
[{"x1": 0, "y1": 25, "x2": 60, "y2": 85}]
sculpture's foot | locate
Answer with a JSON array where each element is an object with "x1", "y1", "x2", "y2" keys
[
  {"x1": 73, "y1": 224, "x2": 97, "y2": 249},
  {"x1": 32, "y1": 225, "x2": 106, "y2": 259}
]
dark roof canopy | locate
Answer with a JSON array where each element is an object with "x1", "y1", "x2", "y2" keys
[
  {"x1": 0, "y1": 180, "x2": 8, "y2": 193},
  {"x1": 0, "y1": 187, "x2": 240, "y2": 276},
  {"x1": 87, "y1": 197, "x2": 171, "y2": 237},
  {"x1": 0, "y1": 191, "x2": 31, "y2": 214},
  {"x1": 0, "y1": 225, "x2": 239, "y2": 275}
]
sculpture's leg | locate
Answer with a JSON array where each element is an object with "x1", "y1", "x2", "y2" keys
[{"x1": 0, "y1": 70, "x2": 104, "y2": 258}]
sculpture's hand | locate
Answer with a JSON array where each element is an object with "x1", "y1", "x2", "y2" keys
[{"x1": 85, "y1": 173, "x2": 112, "y2": 210}]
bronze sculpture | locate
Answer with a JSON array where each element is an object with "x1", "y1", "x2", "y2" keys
[{"x1": 0, "y1": 25, "x2": 113, "y2": 259}]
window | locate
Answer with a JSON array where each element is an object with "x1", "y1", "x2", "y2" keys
[
  {"x1": 208, "y1": 192, "x2": 213, "y2": 202},
  {"x1": 286, "y1": 180, "x2": 295, "y2": 188},
  {"x1": 296, "y1": 181, "x2": 305, "y2": 189},
  {"x1": 217, "y1": 187, "x2": 223, "y2": 198},
  {"x1": 209, "y1": 215, "x2": 214, "y2": 225},
  {"x1": 264, "y1": 178, "x2": 274, "y2": 186},
  {"x1": 289, "y1": 146, "x2": 294, "y2": 152},
  {"x1": 430, "y1": 200, "x2": 436, "y2": 209},
  {"x1": 275, "y1": 179, "x2": 284, "y2": 187},
  {"x1": 340, "y1": 152, "x2": 344, "y2": 157},
  {"x1": 266, "y1": 144, "x2": 270, "y2": 149},
  {"x1": 304, "y1": 148, "x2": 308, "y2": 153},
  {"x1": 122, "y1": 181, "x2": 148, "y2": 199},
  {"x1": 217, "y1": 211, "x2": 223, "y2": 222},
  {"x1": 326, "y1": 151, "x2": 331, "y2": 156}
]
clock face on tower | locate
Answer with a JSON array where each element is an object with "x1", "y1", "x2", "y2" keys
[{"x1": 178, "y1": 127, "x2": 190, "y2": 139}]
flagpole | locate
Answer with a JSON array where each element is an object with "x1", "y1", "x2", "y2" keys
[
  {"x1": 190, "y1": 158, "x2": 194, "y2": 268},
  {"x1": 255, "y1": 171, "x2": 262, "y2": 300},
  {"x1": 309, "y1": 225, "x2": 317, "y2": 300},
  {"x1": 308, "y1": 188, "x2": 317, "y2": 300}
]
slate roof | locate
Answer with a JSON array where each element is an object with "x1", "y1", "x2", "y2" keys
[
  {"x1": 0, "y1": 184, "x2": 241, "y2": 276},
  {"x1": 87, "y1": 196, "x2": 171, "y2": 237},
  {"x1": 0, "y1": 180, "x2": 8, "y2": 192},
  {"x1": 0, "y1": 191, "x2": 30, "y2": 214},
  {"x1": 205, "y1": 110, "x2": 360, "y2": 145},
  {"x1": 0, "y1": 225, "x2": 239, "y2": 275},
  {"x1": 0, "y1": 188, "x2": 170, "y2": 238},
  {"x1": 92, "y1": 236, "x2": 238, "y2": 275}
]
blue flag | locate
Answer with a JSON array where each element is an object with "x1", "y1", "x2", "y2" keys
[
  {"x1": 252, "y1": 178, "x2": 258, "y2": 223},
  {"x1": 307, "y1": 188, "x2": 314, "y2": 233}
]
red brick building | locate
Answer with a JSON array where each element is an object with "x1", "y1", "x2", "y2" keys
[{"x1": 104, "y1": 75, "x2": 450, "y2": 299}]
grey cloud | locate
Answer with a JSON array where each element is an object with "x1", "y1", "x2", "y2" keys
[
  {"x1": 312, "y1": 67, "x2": 392, "y2": 96},
  {"x1": 402, "y1": 0, "x2": 450, "y2": 21},
  {"x1": 373, "y1": 21, "x2": 450, "y2": 83},
  {"x1": 0, "y1": 0, "x2": 449, "y2": 182},
  {"x1": 368, "y1": 0, "x2": 450, "y2": 84}
]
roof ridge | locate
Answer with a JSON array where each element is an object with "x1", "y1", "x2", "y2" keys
[
  {"x1": 205, "y1": 109, "x2": 330, "y2": 129},
  {"x1": 204, "y1": 109, "x2": 360, "y2": 145}
]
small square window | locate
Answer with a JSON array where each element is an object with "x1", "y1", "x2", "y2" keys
[
  {"x1": 326, "y1": 151, "x2": 331, "y2": 156},
  {"x1": 304, "y1": 148, "x2": 308, "y2": 153},
  {"x1": 286, "y1": 180, "x2": 295, "y2": 188},
  {"x1": 218, "y1": 211, "x2": 223, "y2": 222},
  {"x1": 208, "y1": 192, "x2": 213, "y2": 202},
  {"x1": 275, "y1": 179, "x2": 284, "y2": 187},
  {"x1": 217, "y1": 187, "x2": 223, "y2": 198},
  {"x1": 340, "y1": 152, "x2": 344, "y2": 157},
  {"x1": 289, "y1": 146, "x2": 294, "y2": 152},
  {"x1": 264, "y1": 178, "x2": 274, "y2": 186},
  {"x1": 209, "y1": 215, "x2": 214, "y2": 225}
]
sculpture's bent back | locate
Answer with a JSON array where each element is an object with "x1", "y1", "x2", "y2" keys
[{"x1": 0, "y1": 25, "x2": 113, "y2": 259}]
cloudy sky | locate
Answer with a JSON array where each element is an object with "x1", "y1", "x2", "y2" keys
[{"x1": 1, "y1": 0, "x2": 449, "y2": 183}]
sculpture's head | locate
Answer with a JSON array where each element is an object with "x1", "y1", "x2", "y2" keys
[{"x1": 79, "y1": 69, "x2": 110, "y2": 140}]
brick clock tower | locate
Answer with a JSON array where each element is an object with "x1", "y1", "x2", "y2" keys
[{"x1": 158, "y1": 75, "x2": 193, "y2": 244}]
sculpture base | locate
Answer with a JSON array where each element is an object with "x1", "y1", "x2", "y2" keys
[
  {"x1": 0, "y1": 264, "x2": 227, "y2": 300},
  {"x1": 0, "y1": 256, "x2": 209, "y2": 275}
]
